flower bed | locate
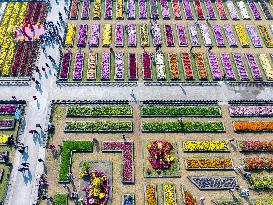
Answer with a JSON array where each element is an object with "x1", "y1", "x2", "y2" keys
[
  {"x1": 245, "y1": 53, "x2": 263, "y2": 81},
  {"x1": 226, "y1": 0, "x2": 240, "y2": 20},
  {"x1": 77, "y1": 24, "x2": 88, "y2": 47},
  {"x1": 221, "y1": 53, "x2": 236, "y2": 80},
  {"x1": 59, "y1": 52, "x2": 72, "y2": 80},
  {"x1": 128, "y1": 53, "x2": 137, "y2": 80},
  {"x1": 70, "y1": 0, "x2": 78, "y2": 19},
  {"x1": 259, "y1": 54, "x2": 273, "y2": 80},
  {"x1": 155, "y1": 51, "x2": 166, "y2": 80},
  {"x1": 150, "y1": 0, "x2": 158, "y2": 19},
  {"x1": 211, "y1": 24, "x2": 225, "y2": 47},
  {"x1": 104, "y1": 0, "x2": 112, "y2": 19},
  {"x1": 139, "y1": 0, "x2": 147, "y2": 19},
  {"x1": 0, "y1": 135, "x2": 9, "y2": 145},
  {"x1": 169, "y1": 53, "x2": 179, "y2": 80},
  {"x1": 182, "y1": 53, "x2": 193, "y2": 80},
  {"x1": 182, "y1": 0, "x2": 193, "y2": 19},
  {"x1": 127, "y1": 24, "x2": 137, "y2": 47},
  {"x1": 163, "y1": 184, "x2": 177, "y2": 205},
  {"x1": 101, "y1": 52, "x2": 110, "y2": 80},
  {"x1": 0, "y1": 119, "x2": 14, "y2": 130},
  {"x1": 237, "y1": 1, "x2": 250, "y2": 20},
  {"x1": 0, "y1": 105, "x2": 17, "y2": 114},
  {"x1": 65, "y1": 24, "x2": 76, "y2": 47},
  {"x1": 115, "y1": 24, "x2": 124, "y2": 47},
  {"x1": 164, "y1": 25, "x2": 174, "y2": 47},
  {"x1": 102, "y1": 24, "x2": 112, "y2": 47},
  {"x1": 258, "y1": 0, "x2": 273, "y2": 20},
  {"x1": 204, "y1": 0, "x2": 216, "y2": 19},
  {"x1": 151, "y1": 24, "x2": 162, "y2": 47},
  {"x1": 229, "y1": 105, "x2": 273, "y2": 117},
  {"x1": 73, "y1": 52, "x2": 84, "y2": 80},
  {"x1": 208, "y1": 52, "x2": 222, "y2": 81},
  {"x1": 89, "y1": 24, "x2": 100, "y2": 47},
  {"x1": 181, "y1": 186, "x2": 197, "y2": 205},
  {"x1": 145, "y1": 184, "x2": 157, "y2": 205},
  {"x1": 172, "y1": 0, "x2": 181, "y2": 19},
  {"x1": 116, "y1": 0, "x2": 123, "y2": 19},
  {"x1": 65, "y1": 121, "x2": 133, "y2": 132},
  {"x1": 189, "y1": 176, "x2": 237, "y2": 190},
  {"x1": 238, "y1": 140, "x2": 273, "y2": 152},
  {"x1": 81, "y1": 0, "x2": 89, "y2": 19},
  {"x1": 185, "y1": 158, "x2": 233, "y2": 170},
  {"x1": 233, "y1": 121, "x2": 273, "y2": 132},
  {"x1": 243, "y1": 157, "x2": 273, "y2": 170},
  {"x1": 142, "y1": 121, "x2": 225, "y2": 132},
  {"x1": 194, "y1": 0, "x2": 204, "y2": 19},
  {"x1": 223, "y1": 25, "x2": 237, "y2": 47},
  {"x1": 67, "y1": 105, "x2": 133, "y2": 117},
  {"x1": 216, "y1": 0, "x2": 227, "y2": 19},
  {"x1": 200, "y1": 23, "x2": 212, "y2": 47},
  {"x1": 235, "y1": 25, "x2": 249, "y2": 47},
  {"x1": 142, "y1": 52, "x2": 152, "y2": 80},
  {"x1": 247, "y1": 0, "x2": 261, "y2": 20},
  {"x1": 258, "y1": 25, "x2": 273, "y2": 48},
  {"x1": 59, "y1": 141, "x2": 93, "y2": 182},
  {"x1": 188, "y1": 24, "x2": 200, "y2": 47},
  {"x1": 93, "y1": 0, "x2": 101, "y2": 18},
  {"x1": 211, "y1": 199, "x2": 242, "y2": 205},
  {"x1": 87, "y1": 50, "x2": 96, "y2": 80},
  {"x1": 176, "y1": 24, "x2": 188, "y2": 47},
  {"x1": 115, "y1": 52, "x2": 124, "y2": 80},
  {"x1": 127, "y1": 0, "x2": 135, "y2": 19},
  {"x1": 161, "y1": 0, "x2": 170, "y2": 19},
  {"x1": 54, "y1": 194, "x2": 67, "y2": 205},
  {"x1": 140, "y1": 24, "x2": 149, "y2": 47},
  {"x1": 122, "y1": 194, "x2": 134, "y2": 205},
  {"x1": 102, "y1": 141, "x2": 134, "y2": 183},
  {"x1": 183, "y1": 141, "x2": 229, "y2": 152},
  {"x1": 246, "y1": 25, "x2": 262, "y2": 48},
  {"x1": 249, "y1": 175, "x2": 273, "y2": 190},
  {"x1": 251, "y1": 197, "x2": 273, "y2": 205}
]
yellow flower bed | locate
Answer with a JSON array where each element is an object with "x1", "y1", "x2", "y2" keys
[
  {"x1": 65, "y1": 24, "x2": 76, "y2": 47},
  {"x1": 163, "y1": 184, "x2": 176, "y2": 205},
  {"x1": 102, "y1": 24, "x2": 112, "y2": 47},
  {"x1": 0, "y1": 135, "x2": 9, "y2": 144},
  {"x1": 183, "y1": 141, "x2": 229, "y2": 152},
  {"x1": 140, "y1": 24, "x2": 149, "y2": 47},
  {"x1": 116, "y1": 0, "x2": 123, "y2": 19},
  {"x1": 235, "y1": 25, "x2": 249, "y2": 47},
  {"x1": 93, "y1": 0, "x2": 101, "y2": 18},
  {"x1": 259, "y1": 25, "x2": 273, "y2": 47},
  {"x1": 259, "y1": 54, "x2": 273, "y2": 80},
  {"x1": 145, "y1": 185, "x2": 157, "y2": 205}
]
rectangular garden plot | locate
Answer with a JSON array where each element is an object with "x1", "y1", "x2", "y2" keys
[
  {"x1": 183, "y1": 140, "x2": 230, "y2": 152},
  {"x1": 185, "y1": 158, "x2": 234, "y2": 170}
]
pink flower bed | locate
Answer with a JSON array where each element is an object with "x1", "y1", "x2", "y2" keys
[{"x1": 229, "y1": 105, "x2": 273, "y2": 117}]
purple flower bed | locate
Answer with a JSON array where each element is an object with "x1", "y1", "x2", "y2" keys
[
  {"x1": 226, "y1": 0, "x2": 240, "y2": 20},
  {"x1": 259, "y1": 0, "x2": 273, "y2": 20},
  {"x1": 161, "y1": 0, "x2": 170, "y2": 19},
  {"x1": 150, "y1": 0, "x2": 158, "y2": 18},
  {"x1": 0, "y1": 119, "x2": 14, "y2": 130},
  {"x1": 246, "y1": 53, "x2": 263, "y2": 81},
  {"x1": 127, "y1": 0, "x2": 135, "y2": 19},
  {"x1": 81, "y1": 0, "x2": 89, "y2": 19},
  {"x1": 115, "y1": 53, "x2": 124, "y2": 80},
  {"x1": 182, "y1": 0, "x2": 193, "y2": 19},
  {"x1": 221, "y1": 53, "x2": 235, "y2": 80},
  {"x1": 127, "y1": 24, "x2": 137, "y2": 47},
  {"x1": 208, "y1": 52, "x2": 222, "y2": 81},
  {"x1": 247, "y1": 0, "x2": 261, "y2": 20},
  {"x1": 199, "y1": 23, "x2": 212, "y2": 47},
  {"x1": 59, "y1": 52, "x2": 71, "y2": 80},
  {"x1": 73, "y1": 52, "x2": 84, "y2": 80},
  {"x1": 101, "y1": 52, "x2": 110, "y2": 80},
  {"x1": 138, "y1": 0, "x2": 147, "y2": 19},
  {"x1": 246, "y1": 25, "x2": 262, "y2": 48},
  {"x1": 105, "y1": 0, "x2": 113, "y2": 19},
  {"x1": 188, "y1": 24, "x2": 200, "y2": 47},
  {"x1": 229, "y1": 105, "x2": 273, "y2": 117},
  {"x1": 151, "y1": 24, "x2": 162, "y2": 46},
  {"x1": 204, "y1": 0, "x2": 216, "y2": 19},
  {"x1": 211, "y1": 24, "x2": 225, "y2": 47},
  {"x1": 77, "y1": 24, "x2": 88, "y2": 47},
  {"x1": 89, "y1": 24, "x2": 100, "y2": 47},
  {"x1": 165, "y1": 24, "x2": 174, "y2": 47},
  {"x1": 176, "y1": 24, "x2": 188, "y2": 46},
  {"x1": 233, "y1": 53, "x2": 249, "y2": 81},
  {"x1": 115, "y1": 24, "x2": 124, "y2": 47},
  {"x1": 223, "y1": 25, "x2": 237, "y2": 47},
  {"x1": 0, "y1": 105, "x2": 17, "y2": 114}
]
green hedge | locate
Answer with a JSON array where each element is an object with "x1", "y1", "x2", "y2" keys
[
  {"x1": 59, "y1": 141, "x2": 93, "y2": 181},
  {"x1": 54, "y1": 193, "x2": 67, "y2": 205},
  {"x1": 67, "y1": 106, "x2": 133, "y2": 116},
  {"x1": 142, "y1": 122, "x2": 225, "y2": 132},
  {"x1": 65, "y1": 121, "x2": 133, "y2": 132},
  {"x1": 141, "y1": 106, "x2": 221, "y2": 116}
]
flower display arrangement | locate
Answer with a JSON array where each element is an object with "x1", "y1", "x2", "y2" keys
[
  {"x1": 235, "y1": 25, "x2": 249, "y2": 47},
  {"x1": 115, "y1": 52, "x2": 124, "y2": 80},
  {"x1": 0, "y1": 135, "x2": 9, "y2": 144},
  {"x1": 129, "y1": 53, "x2": 137, "y2": 80},
  {"x1": 122, "y1": 194, "x2": 134, "y2": 205},
  {"x1": 212, "y1": 199, "x2": 242, "y2": 205},
  {"x1": 176, "y1": 24, "x2": 188, "y2": 47},
  {"x1": 233, "y1": 121, "x2": 273, "y2": 132},
  {"x1": 59, "y1": 52, "x2": 72, "y2": 80},
  {"x1": 172, "y1": 0, "x2": 182, "y2": 19},
  {"x1": 81, "y1": 0, "x2": 89, "y2": 19},
  {"x1": 181, "y1": 188, "x2": 197, "y2": 205},
  {"x1": 183, "y1": 141, "x2": 229, "y2": 152},
  {"x1": 258, "y1": 0, "x2": 273, "y2": 20},
  {"x1": 188, "y1": 24, "x2": 200, "y2": 47},
  {"x1": 226, "y1": 0, "x2": 240, "y2": 20},
  {"x1": 185, "y1": 158, "x2": 233, "y2": 170},
  {"x1": 142, "y1": 52, "x2": 152, "y2": 80},
  {"x1": 221, "y1": 53, "x2": 236, "y2": 80},
  {"x1": 229, "y1": 105, "x2": 273, "y2": 117},
  {"x1": 163, "y1": 184, "x2": 177, "y2": 205},
  {"x1": 151, "y1": 24, "x2": 162, "y2": 47},
  {"x1": 249, "y1": 174, "x2": 273, "y2": 190},
  {"x1": 87, "y1": 50, "x2": 96, "y2": 80},
  {"x1": 161, "y1": 0, "x2": 170, "y2": 19},
  {"x1": 164, "y1": 24, "x2": 174, "y2": 47},
  {"x1": 116, "y1": 0, "x2": 123, "y2": 19},
  {"x1": 216, "y1": 0, "x2": 227, "y2": 19},
  {"x1": 238, "y1": 140, "x2": 273, "y2": 152},
  {"x1": 195, "y1": 53, "x2": 207, "y2": 80},
  {"x1": 77, "y1": 24, "x2": 88, "y2": 47},
  {"x1": 194, "y1": 0, "x2": 204, "y2": 19},
  {"x1": 223, "y1": 25, "x2": 237, "y2": 47},
  {"x1": 127, "y1": 24, "x2": 137, "y2": 47},
  {"x1": 0, "y1": 105, "x2": 17, "y2": 114},
  {"x1": 211, "y1": 24, "x2": 225, "y2": 47},
  {"x1": 70, "y1": 0, "x2": 78, "y2": 19},
  {"x1": 65, "y1": 24, "x2": 76, "y2": 47},
  {"x1": 259, "y1": 54, "x2": 273, "y2": 80},
  {"x1": 150, "y1": 0, "x2": 158, "y2": 19},
  {"x1": 208, "y1": 52, "x2": 222, "y2": 81},
  {"x1": 115, "y1": 24, "x2": 124, "y2": 47},
  {"x1": 140, "y1": 24, "x2": 149, "y2": 47},
  {"x1": 169, "y1": 53, "x2": 179, "y2": 80},
  {"x1": 127, "y1": 0, "x2": 135, "y2": 19},
  {"x1": 189, "y1": 176, "x2": 237, "y2": 190},
  {"x1": 104, "y1": 0, "x2": 112, "y2": 19},
  {"x1": 182, "y1": 0, "x2": 193, "y2": 19},
  {"x1": 101, "y1": 52, "x2": 110, "y2": 80},
  {"x1": 102, "y1": 24, "x2": 112, "y2": 47},
  {"x1": 145, "y1": 184, "x2": 157, "y2": 205},
  {"x1": 155, "y1": 51, "x2": 166, "y2": 80},
  {"x1": 89, "y1": 24, "x2": 100, "y2": 47},
  {"x1": 138, "y1": 0, "x2": 147, "y2": 19},
  {"x1": 182, "y1": 53, "x2": 193, "y2": 80},
  {"x1": 93, "y1": 0, "x2": 101, "y2": 18},
  {"x1": 237, "y1": 1, "x2": 250, "y2": 20},
  {"x1": 243, "y1": 157, "x2": 273, "y2": 170},
  {"x1": 251, "y1": 197, "x2": 273, "y2": 205},
  {"x1": 200, "y1": 24, "x2": 212, "y2": 47},
  {"x1": 245, "y1": 53, "x2": 263, "y2": 80},
  {"x1": 204, "y1": 0, "x2": 216, "y2": 19},
  {"x1": 73, "y1": 52, "x2": 84, "y2": 80},
  {"x1": 247, "y1": 0, "x2": 261, "y2": 20},
  {"x1": 258, "y1": 25, "x2": 273, "y2": 48},
  {"x1": 246, "y1": 25, "x2": 262, "y2": 48}
]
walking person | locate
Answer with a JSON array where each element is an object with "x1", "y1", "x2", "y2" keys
[
  {"x1": 21, "y1": 162, "x2": 30, "y2": 168},
  {"x1": 208, "y1": 46, "x2": 213, "y2": 52}
]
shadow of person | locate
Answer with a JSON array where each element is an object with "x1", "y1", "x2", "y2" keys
[
  {"x1": 23, "y1": 170, "x2": 32, "y2": 184},
  {"x1": 22, "y1": 151, "x2": 29, "y2": 161}
]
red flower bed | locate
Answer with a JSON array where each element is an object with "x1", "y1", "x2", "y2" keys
[
  {"x1": 194, "y1": 0, "x2": 204, "y2": 19},
  {"x1": 239, "y1": 140, "x2": 273, "y2": 152},
  {"x1": 142, "y1": 53, "x2": 152, "y2": 80},
  {"x1": 11, "y1": 42, "x2": 24, "y2": 76},
  {"x1": 216, "y1": 0, "x2": 227, "y2": 19},
  {"x1": 129, "y1": 53, "x2": 137, "y2": 80},
  {"x1": 182, "y1": 53, "x2": 193, "y2": 80},
  {"x1": 243, "y1": 157, "x2": 273, "y2": 170}
]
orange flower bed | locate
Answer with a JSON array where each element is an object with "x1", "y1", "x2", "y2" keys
[
  {"x1": 196, "y1": 53, "x2": 207, "y2": 80},
  {"x1": 145, "y1": 185, "x2": 157, "y2": 205},
  {"x1": 169, "y1": 53, "x2": 179, "y2": 80},
  {"x1": 70, "y1": 0, "x2": 79, "y2": 19},
  {"x1": 183, "y1": 190, "x2": 197, "y2": 205},
  {"x1": 234, "y1": 121, "x2": 273, "y2": 132},
  {"x1": 186, "y1": 158, "x2": 233, "y2": 169}
]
